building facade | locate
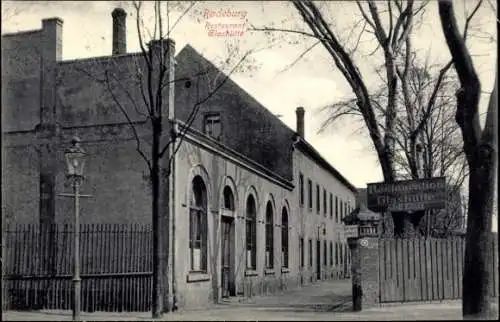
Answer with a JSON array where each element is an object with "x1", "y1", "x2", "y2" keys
[{"x1": 2, "y1": 10, "x2": 357, "y2": 309}]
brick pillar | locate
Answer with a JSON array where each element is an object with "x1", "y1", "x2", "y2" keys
[
  {"x1": 37, "y1": 17, "x2": 63, "y2": 309},
  {"x1": 347, "y1": 237, "x2": 380, "y2": 311},
  {"x1": 39, "y1": 17, "x2": 63, "y2": 225}
]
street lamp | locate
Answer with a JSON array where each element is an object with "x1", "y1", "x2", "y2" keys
[{"x1": 64, "y1": 137, "x2": 87, "y2": 321}]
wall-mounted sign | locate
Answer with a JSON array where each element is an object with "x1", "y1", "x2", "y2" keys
[{"x1": 367, "y1": 177, "x2": 446, "y2": 212}]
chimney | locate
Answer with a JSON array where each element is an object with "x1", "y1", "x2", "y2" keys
[
  {"x1": 296, "y1": 107, "x2": 305, "y2": 139},
  {"x1": 40, "y1": 17, "x2": 63, "y2": 124},
  {"x1": 148, "y1": 38, "x2": 176, "y2": 119},
  {"x1": 112, "y1": 8, "x2": 127, "y2": 55},
  {"x1": 41, "y1": 17, "x2": 63, "y2": 62}
]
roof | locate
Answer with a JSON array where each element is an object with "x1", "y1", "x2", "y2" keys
[
  {"x1": 296, "y1": 137, "x2": 358, "y2": 194},
  {"x1": 176, "y1": 44, "x2": 358, "y2": 194}
]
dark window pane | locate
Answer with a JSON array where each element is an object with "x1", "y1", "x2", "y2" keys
[
  {"x1": 265, "y1": 202, "x2": 274, "y2": 269},
  {"x1": 246, "y1": 195, "x2": 257, "y2": 270},
  {"x1": 281, "y1": 208, "x2": 289, "y2": 268},
  {"x1": 223, "y1": 186, "x2": 234, "y2": 210},
  {"x1": 316, "y1": 184, "x2": 320, "y2": 213},
  {"x1": 204, "y1": 113, "x2": 222, "y2": 140},
  {"x1": 299, "y1": 174, "x2": 304, "y2": 206},
  {"x1": 308, "y1": 180, "x2": 312, "y2": 209},
  {"x1": 309, "y1": 239, "x2": 313, "y2": 267},
  {"x1": 299, "y1": 238, "x2": 304, "y2": 268},
  {"x1": 329, "y1": 193, "x2": 333, "y2": 219}
]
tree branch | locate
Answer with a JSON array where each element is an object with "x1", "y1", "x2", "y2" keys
[
  {"x1": 355, "y1": 1, "x2": 376, "y2": 32},
  {"x1": 277, "y1": 40, "x2": 321, "y2": 75},
  {"x1": 410, "y1": 60, "x2": 453, "y2": 142},
  {"x1": 104, "y1": 70, "x2": 152, "y2": 171},
  {"x1": 169, "y1": 1, "x2": 197, "y2": 35},
  {"x1": 249, "y1": 25, "x2": 321, "y2": 40}
]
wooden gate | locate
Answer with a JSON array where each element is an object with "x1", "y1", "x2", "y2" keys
[{"x1": 379, "y1": 237, "x2": 498, "y2": 303}]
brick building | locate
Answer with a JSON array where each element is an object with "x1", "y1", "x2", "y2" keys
[{"x1": 2, "y1": 9, "x2": 357, "y2": 309}]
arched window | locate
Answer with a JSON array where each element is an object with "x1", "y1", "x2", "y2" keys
[
  {"x1": 223, "y1": 186, "x2": 234, "y2": 210},
  {"x1": 281, "y1": 207, "x2": 289, "y2": 268},
  {"x1": 246, "y1": 195, "x2": 257, "y2": 269},
  {"x1": 190, "y1": 176, "x2": 207, "y2": 272},
  {"x1": 265, "y1": 201, "x2": 274, "y2": 269}
]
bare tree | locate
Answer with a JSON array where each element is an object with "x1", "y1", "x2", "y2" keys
[
  {"x1": 438, "y1": 0, "x2": 497, "y2": 318},
  {"x1": 393, "y1": 61, "x2": 469, "y2": 236},
  {"x1": 253, "y1": 0, "x2": 483, "y2": 236}
]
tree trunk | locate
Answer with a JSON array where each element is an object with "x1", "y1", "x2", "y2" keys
[
  {"x1": 151, "y1": 120, "x2": 162, "y2": 318},
  {"x1": 409, "y1": 210, "x2": 425, "y2": 235},
  {"x1": 151, "y1": 119, "x2": 171, "y2": 317},
  {"x1": 379, "y1": 137, "x2": 413, "y2": 238},
  {"x1": 462, "y1": 71, "x2": 497, "y2": 319},
  {"x1": 438, "y1": 1, "x2": 497, "y2": 317},
  {"x1": 463, "y1": 153, "x2": 496, "y2": 318}
]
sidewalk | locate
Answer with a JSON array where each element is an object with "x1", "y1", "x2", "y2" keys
[
  {"x1": 3, "y1": 279, "x2": 498, "y2": 321},
  {"x1": 4, "y1": 302, "x2": 498, "y2": 321}
]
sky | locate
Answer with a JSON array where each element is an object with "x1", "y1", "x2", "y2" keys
[{"x1": 1, "y1": 0, "x2": 497, "y2": 228}]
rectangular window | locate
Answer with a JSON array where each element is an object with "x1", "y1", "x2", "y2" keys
[
  {"x1": 335, "y1": 197, "x2": 339, "y2": 223},
  {"x1": 335, "y1": 243, "x2": 339, "y2": 266},
  {"x1": 309, "y1": 239, "x2": 313, "y2": 267},
  {"x1": 190, "y1": 208, "x2": 207, "y2": 272},
  {"x1": 204, "y1": 113, "x2": 222, "y2": 140},
  {"x1": 323, "y1": 189, "x2": 327, "y2": 216},
  {"x1": 299, "y1": 173, "x2": 304, "y2": 207},
  {"x1": 281, "y1": 221, "x2": 289, "y2": 268},
  {"x1": 344, "y1": 202, "x2": 348, "y2": 220},
  {"x1": 344, "y1": 244, "x2": 348, "y2": 266},
  {"x1": 323, "y1": 240, "x2": 327, "y2": 266},
  {"x1": 308, "y1": 180, "x2": 313, "y2": 210},
  {"x1": 299, "y1": 237, "x2": 304, "y2": 268},
  {"x1": 316, "y1": 184, "x2": 320, "y2": 214},
  {"x1": 329, "y1": 241, "x2": 333, "y2": 266},
  {"x1": 340, "y1": 200, "x2": 343, "y2": 221},
  {"x1": 246, "y1": 215, "x2": 257, "y2": 270},
  {"x1": 339, "y1": 243, "x2": 344, "y2": 266},
  {"x1": 265, "y1": 217, "x2": 274, "y2": 269},
  {"x1": 329, "y1": 193, "x2": 333, "y2": 219}
]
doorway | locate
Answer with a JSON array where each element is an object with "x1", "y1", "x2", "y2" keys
[
  {"x1": 316, "y1": 239, "x2": 321, "y2": 280},
  {"x1": 221, "y1": 216, "x2": 235, "y2": 297}
]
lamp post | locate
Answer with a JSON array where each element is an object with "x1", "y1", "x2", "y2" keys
[{"x1": 64, "y1": 137, "x2": 87, "y2": 321}]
